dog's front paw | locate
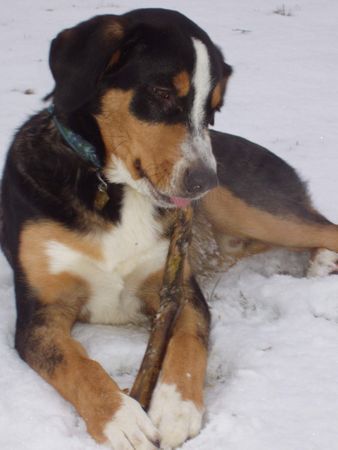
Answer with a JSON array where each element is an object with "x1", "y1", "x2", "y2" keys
[
  {"x1": 104, "y1": 393, "x2": 159, "y2": 449},
  {"x1": 307, "y1": 249, "x2": 338, "y2": 277},
  {"x1": 148, "y1": 382, "x2": 203, "y2": 449}
]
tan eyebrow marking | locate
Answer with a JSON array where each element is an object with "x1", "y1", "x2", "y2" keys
[
  {"x1": 109, "y1": 50, "x2": 121, "y2": 65},
  {"x1": 211, "y1": 80, "x2": 224, "y2": 109},
  {"x1": 173, "y1": 70, "x2": 190, "y2": 97}
]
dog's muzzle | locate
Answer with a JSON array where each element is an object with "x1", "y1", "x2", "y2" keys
[{"x1": 183, "y1": 164, "x2": 218, "y2": 196}]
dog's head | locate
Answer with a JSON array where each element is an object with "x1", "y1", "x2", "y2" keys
[{"x1": 50, "y1": 9, "x2": 232, "y2": 208}]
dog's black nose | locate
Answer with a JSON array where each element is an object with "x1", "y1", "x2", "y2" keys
[{"x1": 184, "y1": 166, "x2": 218, "y2": 196}]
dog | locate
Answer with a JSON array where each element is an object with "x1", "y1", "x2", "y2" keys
[{"x1": 2, "y1": 8, "x2": 338, "y2": 449}]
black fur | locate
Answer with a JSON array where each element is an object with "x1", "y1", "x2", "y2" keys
[
  {"x1": 14, "y1": 276, "x2": 65, "y2": 376},
  {"x1": 51, "y1": 9, "x2": 228, "y2": 133},
  {"x1": 0, "y1": 9, "x2": 230, "y2": 273},
  {"x1": 211, "y1": 130, "x2": 330, "y2": 225},
  {"x1": 1, "y1": 110, "x2": 124, "y2": 254},
  {"x1": 1, "y1": 10, "x2": 229, "y2": 382},
  {"x1": 50, "y1": 14, "x2": 124, "y2": 114}
]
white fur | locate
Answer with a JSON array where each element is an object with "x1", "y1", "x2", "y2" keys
[
  {"x1": 104, "y1": 393, "x2": 159, "y2": 450},
  {"x1": 46, "y1": 187, "x2": 168, "y2": 324},
  {"x1": 106, "y1": 155, "x2": 178, "y2": 208},
  {"x1": 188, "y1": 39, "x2": 216, "y2": 169},
  {"x1": 105, "y1": 155, "x2": 152, "y2": 198},
  {"x1": 179, "y1": 132, "x2": 216, "y2": 169},
  {"x1": 149, "y1": 382, "x2": 203, "y2": 449},
  {"x1": 307, "y1": 249, "x2": 338, "y2": 277},
  {"x1": 191, "y1": 38, "x2": 211, "y2": 132}
]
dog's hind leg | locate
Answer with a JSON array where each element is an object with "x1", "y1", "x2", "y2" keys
[
  {"x1": 201, "y1": 185, "x2": 338, "y2": 251},
  {"x1": 201, "y1": 130, "x2": 338, "y2": 273}
]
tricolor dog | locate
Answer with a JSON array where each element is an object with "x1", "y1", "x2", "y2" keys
[{"x1": 2, "y1": 8, "x2": 338, "y2": 449}]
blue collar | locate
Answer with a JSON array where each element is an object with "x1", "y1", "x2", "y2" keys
[
  {"x1": 48, "y1": 105, "x2": 109, "y2": 209},
  {"x1": 48, "y1": 105, "x2": 101, "y2": 169}
]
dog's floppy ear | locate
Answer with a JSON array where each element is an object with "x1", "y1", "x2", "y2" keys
[
  {"x1": 49, "y1": 15, "x2": 125, "y2": 113},
  {"x1": 223, "y1": 62, "x2": 233, "y2": 78}
]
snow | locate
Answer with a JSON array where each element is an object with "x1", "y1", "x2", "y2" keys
[{"x1": 1, "y1": 1, "x2": 338, "y2": 449}]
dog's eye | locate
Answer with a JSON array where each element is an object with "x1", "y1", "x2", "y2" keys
[{"x1": 152, "y1": 87, "x2": 173, "y2": 101}]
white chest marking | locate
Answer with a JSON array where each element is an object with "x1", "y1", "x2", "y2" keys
[{"x1": 46, "y1": 188, "x2": 168, "y2": 324}]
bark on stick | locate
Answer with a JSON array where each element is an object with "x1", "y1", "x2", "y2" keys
[{"x1": 130, "y1": 206, "x2": 193, "y2": 410}]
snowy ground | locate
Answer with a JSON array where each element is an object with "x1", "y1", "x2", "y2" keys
[{"x1": 1, "y1": 1, "x2": 338, "y2": 449}]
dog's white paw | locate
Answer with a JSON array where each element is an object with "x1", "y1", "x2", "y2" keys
[
  {"x1": 104, "y1": 393, "x2": 159, "y2": 449},
  {"x1": 148, "y1": 382, "x2": 203, "y2": 449},
  {"x1": 307, "y1": 249, "x2": 338, "y2": 277}
]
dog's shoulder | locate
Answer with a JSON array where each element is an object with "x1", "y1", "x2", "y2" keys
[{"x1": 1, "y1": 109, "x2": 125, "y2": 260}]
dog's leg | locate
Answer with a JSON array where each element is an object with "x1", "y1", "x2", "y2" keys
[
  {"x1": 202, "y1": 186, "x2": 338, "y2": 250},
  {"x1": 206, "y1": 131, "x2": 338, "y2": 273},
  {"x1": 14, "y1": 281, "x2": 158, "y2": 449},
  {"x1": 15, "y1": 269, "x2": 157, "y2": 450},
  {"x1": 15, "y1": 221, "x2": 159, "y2": 447},
  {"x1": 139, "y1": 273, "x2": 210, "y2": 449}
]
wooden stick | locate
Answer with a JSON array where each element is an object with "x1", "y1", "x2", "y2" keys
[{"x1": 130, "y1": 206, "x2": 193, "y2": 410}]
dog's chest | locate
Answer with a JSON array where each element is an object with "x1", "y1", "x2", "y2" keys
[{"x1": 46, "y1": 188, "x2": 169, "y2": 324}]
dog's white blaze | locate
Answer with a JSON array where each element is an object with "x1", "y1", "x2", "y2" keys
[
  {"x1": 46, "y1": 187, "x2": 168, "y2": 325},
  {"x1": 191, "y1": 38, "x2": 211, "y2": 132},
  {"x1": 170, "y1": 38, "x2": 216, "y2": 185},
  {"x1": 149, "y1": 382, "x2": 203, "y2": 448},
  {"x1": 180, "y1": 131, "x2": 216, "y2": 169}
]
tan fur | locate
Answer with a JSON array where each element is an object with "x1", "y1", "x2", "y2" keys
[
  {"x1": 159, "y1": 302, "x2": 208, "y2": 408},
  {"x1": 138, "y1": 270, "x2": 163, "y2": 317},
  {"x1": 19, "y1": 221, "x2": 123, "y2": 442},
  {"x1": 211, "y1": 81, "x2": 223, "y2": 109},
  {"x1": 202, "y1": 186, "x2": 338, "y2": 251},
  {"x1": 19, "y1": 221, "x2": 103, "y2": 305},
  {"x1": 104, "y1": 21, "x2": 124, "y2": 39},
  {"x1": 96, "y1": 89, "x2": 187, "y2": 191},
  {"x1": 50, "y1": 343, "x2": 122, "y2": 443},
  {"x1": 215, "y1": 233, "x2": 271, "y2": 260},
  {"x1": 106, "y1": 49, "x2": 121, "y2": 69},
  {"x1": 138, "y1": 272, "x2": 208, "y2": 409},
  {"x1": 138, "y1": 260, "x2": 192, "y2": 317},
  {"x1": 173, "y1": 70, "x2": 190, "y2": 97},
  {"x1": 27, "y1": 312, "x2": 122, "y2": 443}
]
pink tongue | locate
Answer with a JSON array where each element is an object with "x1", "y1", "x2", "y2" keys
[{"x1": 170, "y1": 196, "x2": 191, "y2": 208}]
